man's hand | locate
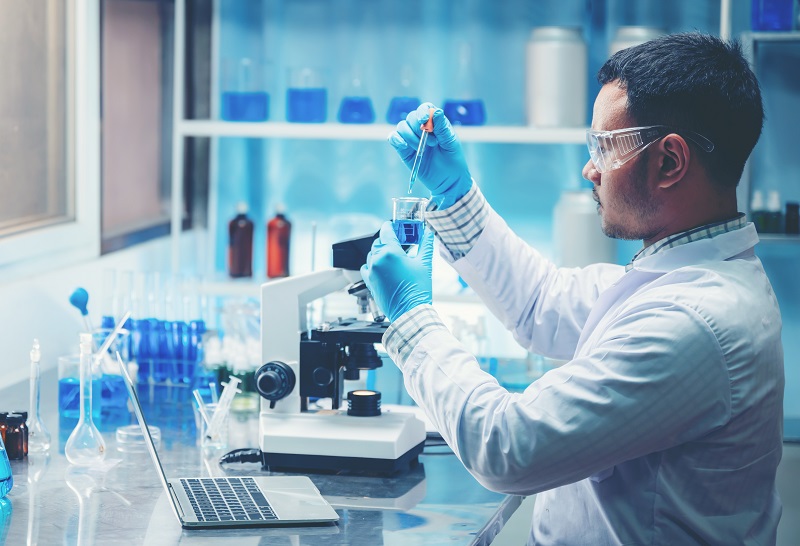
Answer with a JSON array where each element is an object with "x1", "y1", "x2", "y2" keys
[
  {"x1": 360, "y1": 221, "x2": 434, "y2": 322},
  {"x1": 389, "y1": 103, "x2": 473, "y2": 208}
]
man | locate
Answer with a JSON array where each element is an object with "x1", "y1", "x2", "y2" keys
[{"x1": 361, "y1": 33, "x2": 784, "y2": 545}]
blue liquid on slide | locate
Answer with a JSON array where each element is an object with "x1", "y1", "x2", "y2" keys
[
  {"x1": 338, "y1": 96, "x2": 375, "y2": 124},
  {"x1": 221, "y1": 92, "x2": 269, "y2": 121},
  {"x1": 286, "y1": 88, "x2": 327, "y2": 122},
  {"x1": 443, "y1": 99, "x2": 486, "y2": 126},
  {"x1": 58, "y1": 377, "x2": 102, "y2": 421},
  {"x1": 394, "y1": 220, "x2": 424, "y2": 245},
  {"x1": 386, "y1": 96, "x2": 421, "y2": 124}
]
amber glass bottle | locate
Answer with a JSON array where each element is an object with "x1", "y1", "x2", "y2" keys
[
  {"x1": 267, "y1": 205, "x2": 291, "y2": 278},
  {"x1": 228, "y1": 202, "x2": 254, "y2": 278}
]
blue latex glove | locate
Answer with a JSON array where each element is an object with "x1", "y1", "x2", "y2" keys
[
  {"x1": 389, "y1": 102, "x2": 473, "y2": 209},
  {"x1": 361, "y1": 221, "x2": 434, "y2": 322}
]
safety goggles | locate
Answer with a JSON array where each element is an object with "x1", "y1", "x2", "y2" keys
[{"x1": 586, "y1": 125, "x2": 715, "y2": 173}]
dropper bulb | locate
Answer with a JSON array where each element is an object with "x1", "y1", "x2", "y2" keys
[{"x1": 69, "y1": 288, "x2": 90, "y2": 316}]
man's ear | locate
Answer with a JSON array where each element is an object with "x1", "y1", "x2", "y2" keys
[{"x1": 656, "y1": 134, "x2": 690, "y2": 189}]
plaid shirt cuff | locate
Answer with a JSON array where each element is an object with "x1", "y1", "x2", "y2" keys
[
  {"x1": 383, "y1": 304, "x2": 448, "y2": 367},
  {"x1": 425, "y1": 183, "x2": 489, "y2": 260}
]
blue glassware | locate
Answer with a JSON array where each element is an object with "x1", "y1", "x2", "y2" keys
[
  {"x1": 221, "y1": 91, "x2": 270, "y2": 122},
  {"x1": 393, "y1": 220, "x2": 424, "y2": 245},
  {"x1": 171, "y1": 320, "x2": 190, "y2": 384},
  {"x1": 286, "y1": 88, "x2": 327, "y2": 123},
  {"x1": 443, "y1": 99, "x2": 486, "y2": 126},
  {"x1": 338, "y1": 96, "x2": 375, "y2": 124},
  {"x1": 0, "y1": 436, "x2": 12, "y2": 498},
  {"x1": 386, "y1": 96, "x2": 421, "y2": 124},
  {"x1": 751, "y1": 0, "x2": 796, "y2": 30},
  {"x1": 58, "y1": 376, "x2": 102, "y2": 421}
]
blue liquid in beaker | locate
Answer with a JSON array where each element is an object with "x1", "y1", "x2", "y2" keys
[
  {"x1": 751, "y1": 0, "x2": 795, "y2": 30},
  {"x1": 386, "y1": 96, "x2": 421, "y2": 124},
  {"x1": 287, "y1": 88, "x2": 327, "y2": 123},
  {"x1": 101, "y1": 374, "x2": 129, "y2": 410},
  {"x1": 58, "y1": 377, "x2": 102, "y2": 421},
  {"x1": 443, "y1": 99, "x2": 486, "y2": 126},
  {"x1": 221, "y1": 91, "x2": 270, "y2": 122},
  {"x1": 394, "y1": 220, "x2": 424, "y2": 245},
  {"x1": 338, "y1": 96, "x2": 375, "y2": 124}
]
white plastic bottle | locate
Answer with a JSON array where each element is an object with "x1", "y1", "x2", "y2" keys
[{"x1": 526, "y1": 27, "x2": 587, "y2": 127}]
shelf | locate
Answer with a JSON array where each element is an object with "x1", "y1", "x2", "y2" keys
[
  {"x1": 758, "y1": 233, "x2": 800, "y2": 243},
  {"x1": 178, "y1": 120, "x2": 587, "y2": 145},
  {"x1": 744, "y1": 31, "x2": 800, "y2": 42}
]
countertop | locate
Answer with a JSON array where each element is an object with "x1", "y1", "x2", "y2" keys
[{"x1": 0, "y1": 371, "x2": 521, "y2": 545}]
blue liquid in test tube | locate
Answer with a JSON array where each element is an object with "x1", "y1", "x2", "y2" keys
[
  {"x1": 393, "y1": 220, "x2": 424, "y2": 245},
  {"x1": 221, "y1": 92, "x2": 270, "y2": 122},
  {"x1": 443, "y1": 99, "x2": 486, "y2": 126},
  {"x1": 338, "y1": 96, "x2": 375, "y2": 124},
  {"x1": 286, "y1": 88, "x2": 327, "y2": 122}
]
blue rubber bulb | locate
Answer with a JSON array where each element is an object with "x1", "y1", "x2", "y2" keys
[{"x1": 69, "y1": 287, "x2": 90, "y2": 317}]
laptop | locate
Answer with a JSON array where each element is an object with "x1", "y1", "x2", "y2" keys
[{"x1": 115, "y1": 352, "x2": 340, "y2": 528}]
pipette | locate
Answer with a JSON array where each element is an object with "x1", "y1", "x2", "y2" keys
[
  {"x1": 204, "y1": 377, "x2": 241, "y2": 445},
  {"x1": 407, "y1": 107, "x2": 435, "y2": 194}
]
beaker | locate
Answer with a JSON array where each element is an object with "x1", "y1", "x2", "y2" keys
[
  {"x1": 392, "y1": 197, "x2": 428, "y2": 245},
  {"x1": 286, "y1": 67, "x2": 327, "y2": 123},
  {"x1": 193, "y1": 402, "x2": 229, "y2": 451},
  {"x1": 93, "y1": 327, "x2": 131, "y2": 427},
  {"x1": 443, "y1": 43, "x2": 486, "y2": 126},
  {"x1": 337, "y1": 65, "x2": 375, "y2": 124},
  {"x1": 386, "y1": 65, "x2": 421, "y2": 124},
  {"x1": 58, "y1": 356, "x2": 102, "y2": 422},
  {"x1": 221, "y1": 58, "x2": 270, "y2": 121}
]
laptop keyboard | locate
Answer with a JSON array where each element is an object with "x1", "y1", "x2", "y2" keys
[{"x1": 180, "y1": 477, "x2": 278, "y2": 522}]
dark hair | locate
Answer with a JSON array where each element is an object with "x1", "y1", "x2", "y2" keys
[{"x1": 597, "y1": 32, "x2": 764, "y2": 188}]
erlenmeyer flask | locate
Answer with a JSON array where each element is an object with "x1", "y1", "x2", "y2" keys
[{"x1": 65, "y1": 333, "x2": 106, "y2": 466}]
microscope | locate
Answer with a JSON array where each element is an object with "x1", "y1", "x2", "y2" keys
[{"x1": 255, "y1": 233, "x2": 426, "y2": 475}]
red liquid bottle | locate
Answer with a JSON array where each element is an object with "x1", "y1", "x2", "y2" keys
[
  {"x1": 228, "y1": 202, "x2": 254, "y2": 278},
  {"x1": 267, "y1": 205, "x2": 291, "y2": 278}
]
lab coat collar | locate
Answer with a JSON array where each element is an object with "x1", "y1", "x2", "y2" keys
[{"x1": 629, "y1": 223, "x2": 759, "y2": 273}]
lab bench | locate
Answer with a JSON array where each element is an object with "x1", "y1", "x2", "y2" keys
[{"x1": 0, "y1": 370, "x2": 522, "y2": 545}]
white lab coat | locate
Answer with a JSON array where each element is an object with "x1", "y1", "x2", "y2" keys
[{"x1": 398, "y1": 208, "x2": 783, "y2": 545}]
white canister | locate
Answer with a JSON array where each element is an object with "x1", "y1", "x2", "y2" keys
[
  {"x1": 553, "y1": 190, "x2": 617, "y2": 267},
  {"x1": 526, "y1": 27, "x2": 587, "y2": 128},
  {"x1": 608, "y1": 26, "x2": 664, "y2": 56}
]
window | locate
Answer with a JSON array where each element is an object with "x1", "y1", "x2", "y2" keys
[{"x1": 0, "y1": 0, "x2": 100, "y2": 276}]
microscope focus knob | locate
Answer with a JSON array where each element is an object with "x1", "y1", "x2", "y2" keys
[{"x1": 255, "y1": 361, "x2": 296, "y2": 408}]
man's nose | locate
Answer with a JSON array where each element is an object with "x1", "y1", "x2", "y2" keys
[{"x1": 582, "y1": 159, "x2": 600, "y2": 185}]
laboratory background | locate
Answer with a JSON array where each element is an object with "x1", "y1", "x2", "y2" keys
[{"x1": 0, "y1": 0, "x2": 798, "y2": 544}]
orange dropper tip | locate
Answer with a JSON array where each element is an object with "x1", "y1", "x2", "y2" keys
[{"x1": 421, "y1": 107, "x2": 435, "y2": 132}]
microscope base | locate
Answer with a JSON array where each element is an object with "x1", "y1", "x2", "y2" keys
[
  {"x1": 258, "y1": 410, "x2": 427, "y2": 475},
  {"x1": 261, "y1": 440, "x2": 425, "y2": 475}
]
